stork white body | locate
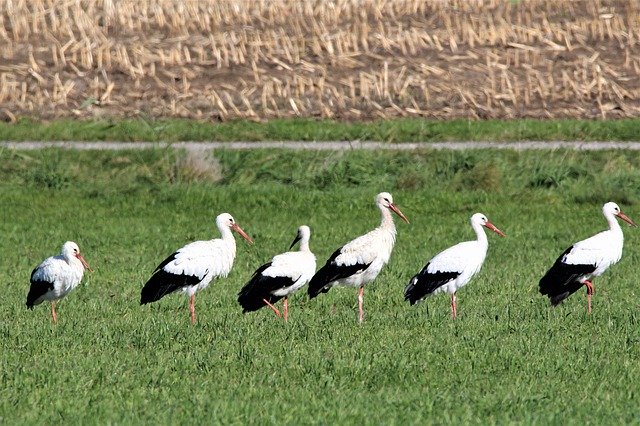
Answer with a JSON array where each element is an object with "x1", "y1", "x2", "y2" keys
[
  {"x1": 308, "y1": 192, "x2": 409, "y2": 323},
  {"x1": 140, "y1": 213, "x2": 253, "y2": 324},
  {"x1": 405, "y1": 213, "x2": 505, "y2": 318},
  {"x1": 26, "y1": 241, "x2": 92, "y2": 323},
  {"x1": 238, "y1": 225, "x2": 315, "y2": 320},
  {"x1": 326, "y1": 226, "x2": 397, "y2": 289},
  {"x1": 539, "y1": 202, "x2": 636, "y2": 313}
]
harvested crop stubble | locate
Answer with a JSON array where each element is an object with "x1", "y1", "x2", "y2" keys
[{"x1": 0, "y1": 0, "x2": 639, "y2": 121}]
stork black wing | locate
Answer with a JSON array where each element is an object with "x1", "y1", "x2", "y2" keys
[
  {"x1": 404, "y1": 263, "x2": 460, "y2": 305},
  {"x1": 539, "y1": 246, "x2": 597, "y2": 306},
  {"x1": 307, "y1": 247, "x2": 371, "y2": 299},
  {"x1": 237, "y1": 262, "x2": 298, "y2": 313},
  {"x1": 26, "y1": 267, "x2": 54, "y2": 309},
  {"x1": 140, "y1": 253, "x2": 203, "y2": 304}
]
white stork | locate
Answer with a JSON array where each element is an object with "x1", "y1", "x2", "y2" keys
[
  {"x1": 308, "y1": 192, "x2": 409, "y2": 324},
  {"x1": 539, "y1": 202, "x2": 636, "y2": 313},
  {"x1": 404, "y1": 213, "x2": 505, "y2": 319},
  {"x1": 26, "y1": 241, "x2": 93, "y2": 323},
  {"x1": 140, "y1": 212, "x2": 253, "y2": 325},
  {"x1": 238, "y1": 225, "x2": 316, "y2": 322}
]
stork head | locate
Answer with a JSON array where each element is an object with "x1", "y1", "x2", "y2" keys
[
  {"x1": 290, "y1": 225, "x2": 311, "y2": 249},
  {"x1": 61, "y1": 241, "x2": 93, "y2": 271},
  {"x1": 216, "y1": 213, "x2": 254, "y2": 244},
  {"x1": 376, "y1": 192, "x2": 409, "y2": 224},
  {"x1": 471, "y1": 213, "x2": 506, "y2": 237},
  {"x1": 603, "y1": 202, "x2": 637, "y2": 227}
]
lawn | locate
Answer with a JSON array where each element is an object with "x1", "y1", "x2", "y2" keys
[{"x1": 1, "y1": 148, "x2": 639, "y2": 424}]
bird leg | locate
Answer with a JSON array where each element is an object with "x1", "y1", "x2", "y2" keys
[
  {"x1": 584, "y1": 280, "x2": 594, "y2": 315},
  {"x1": 263, "y1": 299, "x2": 281, "y2": 317},
  {"x1": 451, "y1": 293, "x2": 457, "y2": 319},
  {"x1": 358, "y1": 286, "x2": 364, "y2": 325},
  {"x1": 189, "y1": 294, "x2": 196, "y2": 325},
  {"x1": 283, "y1": 297, "x2": 288, "y2": 322},
  {"x1": 51, "y1": 302, "x2": 57, "y2": 324}
]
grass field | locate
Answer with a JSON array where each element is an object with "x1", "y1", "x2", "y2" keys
[
  {"x1": 2, "y1": 117, "x2": 640, "y2": 142},
  {"x1": 1, "y1": 147, "x2": 640, "y2": 424}
]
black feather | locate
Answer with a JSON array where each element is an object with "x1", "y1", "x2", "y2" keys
[
  {"x1": 26, "y1": 268, "x2": 54, "y2": 309},
  {"x1": 237, "y1": 262, "x2": 297, "y2": 313},
  {"x1": 307, "y1": 247, "x2": 371, "y2": 299},
  {"x1": 539, "y1": 246, "x2": 597, "y2": 306},
  {"x1": 404, "y1": 263, "x2": 460, "y2": 305},
  {"x1": 140, "y1": 253, "x2": 204, "y2": 304}
]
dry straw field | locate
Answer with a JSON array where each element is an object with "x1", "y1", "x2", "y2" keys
[{"x1": 1, "y1": 0, "x2": 640, "y2": 121}]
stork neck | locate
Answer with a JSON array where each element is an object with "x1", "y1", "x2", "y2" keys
[
  {"x1": 380, "y1": 206, "x2": 396, "y2": 230},
  {"x1": 64, "y1": 254, "x2": 83, "y2": 270},
  {"x1": 472, "y1": 221, "x2": 488, "y2": 247},
  {"x1": 219, "y1": 226, "x2": 236, "y2": 245},
  {"x1": 299, "y1": 239, "x2": 311, "y2": 252},
  {"x1": 606, "y1": 213, "x2": 623, "y2": 235}
]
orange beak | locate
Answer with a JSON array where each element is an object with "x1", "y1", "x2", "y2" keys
[
  {"x1": 484, "y1": 221, "x2": 506, "y2": 237},
  {"x1": 617, "y1": 211, "x2": 638, "y2": 227},
  {"x1": 389, "y1": 203, "x2": 410, "y2": 224},
  {"x1": 232, "y1": 223, "x2": 254, "y2": 244},
  {"x1": 75, "y1": 253, "x2": 93, "y2": 272}
]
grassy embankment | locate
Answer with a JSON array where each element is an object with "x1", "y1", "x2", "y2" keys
[
  {"x1": 1, "y1": 148, "x2": 640, "y2": 423},
  {"x1": 1, "y1": 118, "x2": 640, "y2": 142}
]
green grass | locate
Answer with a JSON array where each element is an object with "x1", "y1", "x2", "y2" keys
[
  {"x1": 1, "y1": 148, "x2": 640, "y2": 424},
  {"x1": 1, "y1": 117, "x2": 640, "y2": 142}
]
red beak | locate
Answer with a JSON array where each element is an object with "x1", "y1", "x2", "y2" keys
[
  {"x1": 617, "y1": 211, "x2": 638, "y2": 227},
  {"x1": 75, "y1": 253, "x2": 93, "y2": 272},
  {"x1": 389, "y1": 203, "x2": 410, "y2": 224},
  {"x1": 232, "y1": 223, "x2": 254, "y2": 244},
  {"x1": 484, "y1": 221, "x2": 506, "y2": 237}
]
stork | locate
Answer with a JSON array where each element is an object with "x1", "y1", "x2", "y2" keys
[
  {"x1": 539, "y1": 202, "x2": 636, "y2": 313},
  {"x1": 26, "y1": 241, "x2": 93, "y2": 323},
  {"x1": 238, "y1": 225, "x2": 316, "y2": 321},
  {"x1": 308, "y1": 192, "x2": 409, "y2": 324},
  {"x1": 404, "y1": 213, "x2": 505, "y2": 319},
  {"x1": 140, "y1": 213, "x2": 253, "y2": 324}
]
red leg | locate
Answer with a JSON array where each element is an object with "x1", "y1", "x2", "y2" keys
[
  {"x1": 189, "y1": 294, "x2": 196, "y2": 325},
  {"x1": 358, "y1": 286, "x2": 364, "y2": 324},
  {"x1": 584, "y1": 280, "x2": 594, "y2": 314},
  {"x1": 451, "y1": 293, "x2": 457, "y2": 319},
  {"x1": 283, "y1": 296, "x2": 288, "y2": 322},
  {"x1": 263, "y1": 298, "x2": 281, "y2": 317},
  {"x1": 51, "y1": 301, "x2": 57, "y2": 324}
]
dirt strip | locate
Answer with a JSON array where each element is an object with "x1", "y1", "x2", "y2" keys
[{"x1": 2, "y1": 141, "x2": 640, "y2": 151}]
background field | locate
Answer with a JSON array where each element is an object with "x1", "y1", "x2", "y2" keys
[
  {"x1": 1, "y1": 148, "x2": 640, "y2": 424},
  {"x1": 2, "y1": 0, "x2": 640, "y2": 122}
]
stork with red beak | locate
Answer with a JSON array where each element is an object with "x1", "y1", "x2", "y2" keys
[
  {"x1": 539, "y1": 202, "x2": 636, "y2": 313},
  {"x1": 140, "y1": 213, "x2": 253, "y2": 324},
  {"x1": 404, "y1": 213, "x2": 505, "y2": 318},
  {"x1": 308, "y1": 192, "x2": 409, "y2": 324},
  {"x1": 26, "y1": 241, "x2": 93, "y2": 323}
]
